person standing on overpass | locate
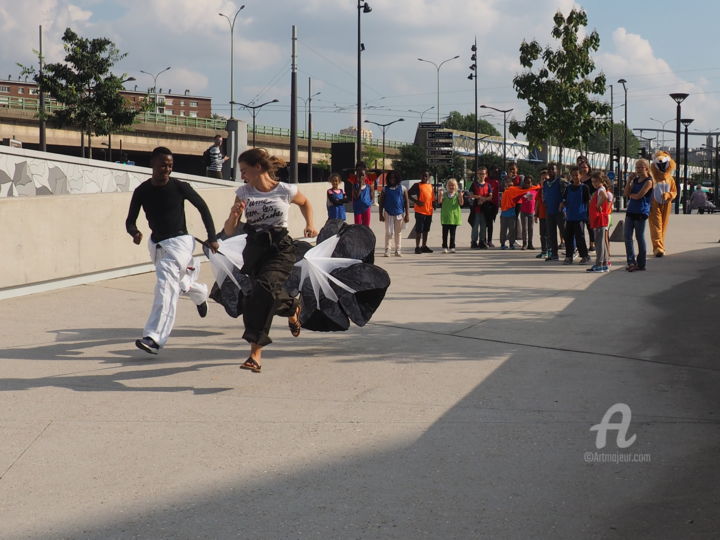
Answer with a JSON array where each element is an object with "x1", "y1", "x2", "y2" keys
[{"x1": 204, "y1": 134, "x2": 229, "y2": 179}]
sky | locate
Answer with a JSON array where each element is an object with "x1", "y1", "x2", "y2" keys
[{"x1": 2, "y1": 0, "x2": 719, "y2": 148}]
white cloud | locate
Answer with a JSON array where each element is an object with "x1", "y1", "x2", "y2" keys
[
  {"x1": 0, "y1": 0, "x2": 94, "y2": 68},
  {"x1": 598, "y1": 27, "x2": 718, "y2": 132}
]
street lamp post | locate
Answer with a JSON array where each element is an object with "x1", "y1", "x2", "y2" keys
[
  {"x1": 417, "y1": 55, "x2": 459, "y2": 124},
  {"x1": 670, "y1": 93, "x2": 689, "y2": 214},
  {"x1": 302, "y1": 89, "x2": 321, "y2": 134},
  {"x1": 480, "y1": 104, "x2": 513, "y2": 170},
  {"x1": 681, "y1": 118, "x2": 694, "y2": 212},
  {"x1": 357, "y1": 1, "x2": 372, "y2": 165},
  {"x1": 219, "y1": 5, "x2": 245, "y2": 120},
  {"x1": 236, "y1": 99, "x2": 279, "y2": 148},
  {"x1": 618, "y1": 79, "x2": 628, "y2": 203},
  {"x1": 364, "y1": 118, "x2": 404, "y2": 171},
  {"x1": 307, "y1": 78, "x2": 321, "y2": 182},
  {"x1": 650, "y1": 116, "x2": 673, "y2": 150},
  {"x1": 468, "y1": 38, "x2": 478, "y2": 173},
  {"x1": 716, "y1": 132, "x2": 719, "y2": 206},
  {"x1": 407, "y1": 106, "x2": 434, "y2": 123},
  {"x1": 140, "y1": 67, "x2": 171, "y2": 114}
]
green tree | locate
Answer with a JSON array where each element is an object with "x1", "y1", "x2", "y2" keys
[
  {"x1": 442, "y1": 111, "x2": 500, "y2": 136},
  {"x1": 509, "y1": 9, "x2": 610, "y2": 163},
  {"x1": 392, "y1": 144, "x2": 428, "y2": 179},
  {"x1": 362, "y1": 145, "x2": 384, "y2": 169},
  {"x1": 587, "y1": 122, "x2": 640, "y2": 157},
  {"x1": 21, "y1": 28, "x2": 142, "y2": 158}
]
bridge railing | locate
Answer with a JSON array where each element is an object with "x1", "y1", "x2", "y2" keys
[{"x1": 0, "y1": 95, "x2": 406, "y2": 148}]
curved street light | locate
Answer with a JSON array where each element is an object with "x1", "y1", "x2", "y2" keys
[
  {"x1": 480, "y1": 104, "x2": 513, "y2": 170},
  {"x1": 408, "y1": 106, "x2": 434, "y2": 122},
  {"x1": 364, "y1": 117, "x2": 404, "y2": 171},
  {"x1": 236, "y1": 99, "x2": 280, "y2": 148},
  {"x1": 417, "y1": 55, "x2": 459, "y2": 123},
  {"x1": 649, "y1": 116, "x2": 674, "y2": 150},
  {"x1": 219, "y1": 5, "x2": 246, "y2": 120},
  {"x1": 139, "y1": 67, "x2": 171, "y2": 114}
]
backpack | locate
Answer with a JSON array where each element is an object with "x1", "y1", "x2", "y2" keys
[{"x1": 203, "y1": 148, "x2": 212, "y2": 167}]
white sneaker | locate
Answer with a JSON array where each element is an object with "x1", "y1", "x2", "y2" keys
[
  {"x1": 394, "y1": 251, "x2": 402, "y2": 257},
  {"x1": 383, "y1": 249, "x2": 390, "y2": 257},
  {"x1": 450, "y1": 248, "x2": 456, "y2": 253},
  {"x1": 442, "y1": 248, "x2": 448, "y2": 253}
]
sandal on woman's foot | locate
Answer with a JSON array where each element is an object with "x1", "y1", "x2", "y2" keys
[
  {"x1": 288, "y1": 305, "x2": 301, "y2": 337},
  {"x1": 240, "y1": 358, "x2": 262, "y2": 373}
]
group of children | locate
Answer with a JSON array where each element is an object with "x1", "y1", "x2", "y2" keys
[{"x1": 327, "y1": 159, "x2": 615, "y2": 272}]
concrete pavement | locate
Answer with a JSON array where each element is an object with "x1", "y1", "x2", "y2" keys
[{"x1": 1, "y1": 211, "x2": 719, "y2": 539}]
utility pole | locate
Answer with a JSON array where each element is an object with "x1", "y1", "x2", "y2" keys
[
  {"x1": 307, "y1": 77, "x2": 313, "y2": 182},
  {"x1": 289, "y1": 25, "x2": 298, "y2": 182},
  {"x1": 38, "y1": 25, "x2": 46, "y2": 152}
]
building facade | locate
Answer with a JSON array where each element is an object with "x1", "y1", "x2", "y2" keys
[{"x1": 0, "y1": 79, "x2": 212, "y2": 118}]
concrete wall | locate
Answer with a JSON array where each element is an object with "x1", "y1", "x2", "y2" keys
[{"x1": 0, "y1": 146, "x2": 328, "y2": 296}]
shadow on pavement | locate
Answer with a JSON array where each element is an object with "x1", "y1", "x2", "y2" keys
[{"x1": 35, "y1": 247, "x2": 720, "y2": 539}]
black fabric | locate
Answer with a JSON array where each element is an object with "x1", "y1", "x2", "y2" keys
[
  {"x1": 564, "y1": 220, "x2": 589, "y2": 259},
  {"x1": 414, "y1": 213, "x2": 433, "y2": 234},
  {"x1": 442, "y1": 225, "x2": 457, "y2": 249},
  {"x1": 125, "y1": 178, "x2": 217, "y2": 243},
  {"x1": 210, "y1": 222, "x2": 390, "y2": 335},
  {"x1": 332, "y1": 263, "x2": 390, "y2": 327},
  {"x1": 318, "y1": 220, "x2": 376, "y2": 264},
  {"x1": 239, "y1": 231, "x2": 297, "y2": 346}
]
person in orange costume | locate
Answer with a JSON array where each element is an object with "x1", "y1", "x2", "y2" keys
[{"x1": 648, "y1": 150, "x2": 677, "y2": 257}]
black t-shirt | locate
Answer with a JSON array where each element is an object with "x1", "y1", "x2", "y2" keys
[{"x1": 125, "y1": 178, "x2": 217, "y2": 243}]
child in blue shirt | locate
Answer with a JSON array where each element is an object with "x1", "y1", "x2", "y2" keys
[
  {"x1": 326, "y1": 173, "x2": 348, "y2": 221},
  {"x1": 559, "y1": 166, "x2": 590, "y2": 264}
]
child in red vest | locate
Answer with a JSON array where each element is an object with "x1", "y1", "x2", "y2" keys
[{"x1": 587, "y1": 171, "x2": 612, "y2": 272}]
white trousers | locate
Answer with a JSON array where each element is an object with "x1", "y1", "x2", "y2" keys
[
  {"x1": 143, "y1": 235, "x2": 207, "y2": 347},
  {"x1": 383, "y1": 211, "x2": 405, "y2": 251}
]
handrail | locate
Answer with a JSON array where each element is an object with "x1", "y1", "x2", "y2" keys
[{"x1": 0, "y1": 95, "x2": 407, "y2": 147}]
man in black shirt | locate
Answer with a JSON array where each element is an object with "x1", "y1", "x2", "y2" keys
[{"x1": 126, "y1": 146, "x2": 219, "y2": 354}]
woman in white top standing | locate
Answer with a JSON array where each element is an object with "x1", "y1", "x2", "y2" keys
[{"x1": 224, "y1": 148, "x2": 317, "y2": 373}]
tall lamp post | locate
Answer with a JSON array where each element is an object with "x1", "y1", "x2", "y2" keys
[
  {"x1": 364, "y1": 118, "x2": 404, "y2": 171},
  {"x1": 236, "y1": 99, "x2": 279, "y2": 148},
  {"x1": 140, "y1": 67, "x2": 171, "y2": 114},
  {"x1": 417, "y1": 55, "x2": 459, "y2": 124},
  {"x1": 468, "y1": 38, "x2": 478, "y2": 173},
  {"x1": 618, "y1": 79, "x2": 628, "y2": 203},
  {"x1": 357, "y1": 1, "x2": 372, "y2": 165},
  {"x1": 306, "y1": 78, "x2": 320, "y2": 182},
  {"x1": 219, "y1": 5, "x2": 245, "y2": 121},
  {"x1": 302, "y1": 89, "x2": 321, "y2": 134},
  {"x1": 670, "y1": 92, "x2": 689, "y2": 214},
  {"x1": 407, "y1": 106, "x2": 434, "y2": 122},
  {"x1": 681, "y1": 118, "x2": 694, "y2": 212},
  {"x1": 480, "y1": 104, "x2": 513, "y2": 170}
]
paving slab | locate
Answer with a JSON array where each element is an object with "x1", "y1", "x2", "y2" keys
[{"x1": 1, "y1": 210, "x2": 719, "y2": 539}]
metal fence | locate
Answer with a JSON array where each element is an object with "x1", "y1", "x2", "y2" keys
[{"x1": 0, "y1": 96, "x2": 407, "y2": 148}]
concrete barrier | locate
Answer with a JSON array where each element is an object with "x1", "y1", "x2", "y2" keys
[{"x1": 0, "y1": 146, "x2": 328, "y2": 297}]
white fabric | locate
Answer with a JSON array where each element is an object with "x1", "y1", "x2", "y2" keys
[
  {"x1": 383, "y1": 210, "x2": 404, "y2": 251},
  {"x1": 652, "y1": 181, "x2": 673, "y2": 204},
  {"x1": 294, "y1": 234, "x2": 360, "y2": 305},
  {"x1": 207, "y1": 235, "x2": 248, "y2": 289},
  {"x1": 143, "y1": 235, "x2": 207, "y2": 347},
  {"x1": 235, "y1": 182, "x2": 298, "y2": 229}
]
